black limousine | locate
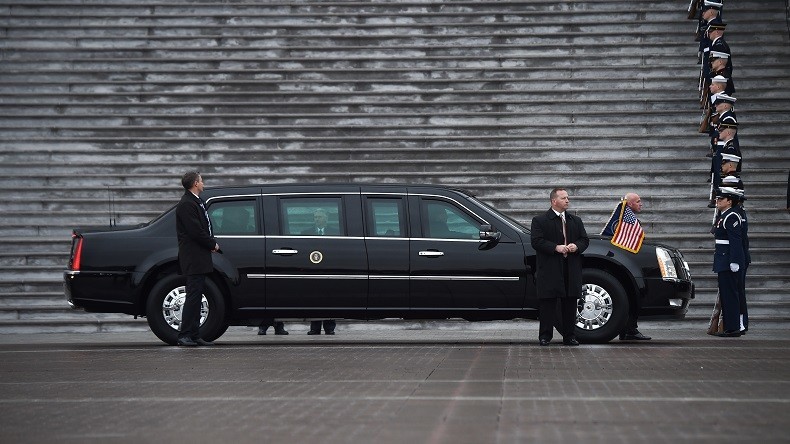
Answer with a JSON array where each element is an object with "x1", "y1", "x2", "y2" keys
[{"x1": 64, "y1": 184, "x2": 693, "y2": 344}]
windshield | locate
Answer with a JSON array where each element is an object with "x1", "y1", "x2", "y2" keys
[{"x1": 467, "y1": 195, "x2": 531, "y2": 234}]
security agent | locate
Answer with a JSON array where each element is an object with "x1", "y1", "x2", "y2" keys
[{"x1": 711, "y1": 186, "x2": 746, "y2": 337}]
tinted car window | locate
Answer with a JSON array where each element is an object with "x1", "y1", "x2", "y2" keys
[
  {"x1": 208, "y1": 200, "x2": 257, "y2": 235},
  {"x1": 280, "y1": 198, "x2": 344, "y2": 236},
  {"x1": 422, "y1": 199, "x2": 479, "y2": 239},
  {"x1": 367, "y1": 198, "x2": 406, "y2": 237}
]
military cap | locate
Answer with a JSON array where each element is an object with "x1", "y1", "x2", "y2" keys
[
  {"x1": 711, "y1": 75, "x2": 728, "y2": 84},
  {"x1": 721, "y1": 153, "x2": 741, "y2": 164},
  {"x1": 703, "y1": 0, "x2": 723, "y2": 10},
  {"x1": 707, "y1": 18, "x2": 727, "y2": 30},
  {"x1": 716, "y1": 186, "x2": 744, "y2": 199},
  {"x1": 712, "y1": 93, "x2": 736, "y2": 105},
  {"x1": 710, "y1": 51, "x2": 730, "y2": 59},
  {"x1": 718, "y1": 111, "x2": 738, "y2": 129}
]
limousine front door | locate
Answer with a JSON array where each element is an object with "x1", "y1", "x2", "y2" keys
[{"x1": 409, "y1": 197, "x2": 526, "y2": 310}]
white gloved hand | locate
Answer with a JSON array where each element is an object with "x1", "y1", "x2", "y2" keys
[{"x1": 730, "y1": 263, "x2": 739, "y2": 272}]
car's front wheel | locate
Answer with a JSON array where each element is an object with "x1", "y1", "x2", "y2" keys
[
  {"x1": 574, "y1": 269, "x2": 629, "y2": 343},
  {"x1": 146, "y1": 274, "x2": 228, "y2": 345}
]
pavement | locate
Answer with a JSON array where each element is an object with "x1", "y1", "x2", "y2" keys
[{"x1": 1, "y1": 321, "x2": 788, "y2": 443}]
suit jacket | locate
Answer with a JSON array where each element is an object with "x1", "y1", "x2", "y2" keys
[
  {"x1": 301, "y1": 225, "x2": 338, "y2": 236},
  {"x1": 531, "y1": 209, "x2": 589, "y2": 299},
  {"x1": 176, "y1": 191, "x2": 216, "y2": 275}
]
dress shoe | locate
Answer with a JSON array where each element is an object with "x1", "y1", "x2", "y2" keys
[
  {"x1": 714, "y1": 330, "x2": 742, "y2": 337},
  {"x1": 563, "y1": 338, "x2": 580, "y2": 346},
  {"x1": 740, "y1": 327, "x2": 748, "y2": 334},
  {"x1": 194, "y1": 338, "x2": 214, "y2": 346},
  {"x1": 274, "y1": 329, "x2": 289, "y2": 335},
  {"x1": 324, "y1": 331, "x2": 335, "y2": 335},
  {"x1": 621, "y1": 331, "x2": 651, "y2": 341},
  {"x1": 177, "y1": 337, "x2": 198, "y2": 347},
  {"x1": 307, "y1": 330, "x2": 321, "y2": 335},
  {"x1": 539, "y1": 339, "x2": 550, "y2": 346},
  {"x1": 257, "y1": 327, "x2": 267, "y2": 335}
]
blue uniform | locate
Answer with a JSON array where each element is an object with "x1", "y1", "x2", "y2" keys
[
  {"x1": 732, "y1": 205, "x2": 750, "y2": 329},
  {"x1": 712, "y1": 208, "x2": 745, "y2": 332}
]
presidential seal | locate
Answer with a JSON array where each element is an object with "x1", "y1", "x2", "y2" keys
[{"x1": 309, "y1": 250, "x2": 323, "y2": 264}]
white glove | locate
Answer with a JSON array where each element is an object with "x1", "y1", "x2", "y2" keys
[{"x1": 730, "y1": 263, "x2": 739, "y2": 272}]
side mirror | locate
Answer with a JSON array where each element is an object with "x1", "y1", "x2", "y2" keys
[{"x1": 479, "y1": 224, "x2": 501, "y2": 241}]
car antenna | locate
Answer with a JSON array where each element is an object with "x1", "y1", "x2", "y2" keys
[{"x1": 107, "y1": 186, "x2": 116, "y2": 227}]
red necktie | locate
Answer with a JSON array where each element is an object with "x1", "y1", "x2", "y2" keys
[{"x1": 561, "y1": 213, "x2": 568, "y2": 257}]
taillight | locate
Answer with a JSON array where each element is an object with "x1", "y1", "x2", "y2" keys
[{"x1": 70, "y1": 233, "x2": 83, "y2": 271}]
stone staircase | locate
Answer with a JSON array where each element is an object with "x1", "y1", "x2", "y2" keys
[{"x1": 0, "y1": 0, "x2": 788, "y2": 333}]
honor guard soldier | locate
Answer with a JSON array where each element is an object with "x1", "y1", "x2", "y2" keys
[
  {"x1": 721, "y1": 176, "x2": 750, "y2": 333},
  {"x1": 710, "y1": 51, "x2": 734, "y2": 94},
  {"x1": 708, "y1": 130, "x2": 742, "y2": 208},
  {"x1": 711, "y1": 186, "x2": 745, "y2": 337},
  {"x1": 708, "y1": 19, "x2": 731, "y2": 72}
]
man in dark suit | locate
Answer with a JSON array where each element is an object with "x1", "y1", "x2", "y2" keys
[
  {"x1": 531, "y1": 188, "x2": 589, "y2": 346},
  {"x1": 175, "y1": 171, "x2": 220, "y2": 346},
  {"x1": 301, "y1": 209, "x2": 337, "y2": 335}
]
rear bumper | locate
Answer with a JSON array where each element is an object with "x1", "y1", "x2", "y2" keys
[{"x1": 63, "y1": 270, "x2": 139, "y2": 314}]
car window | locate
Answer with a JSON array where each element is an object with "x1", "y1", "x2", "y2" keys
[
  {"x1": 280, "y1": 198, "x2": 344, "y2": 236},
  {"x1": 367, "y1": 198, "x2": 406, "y2": 237},
  {"x1": 422, "y1": 199, "x2": 480, "y2": 239},
  {"x1": 208, "y1": 200, "x2": 257, "y2": 235}
]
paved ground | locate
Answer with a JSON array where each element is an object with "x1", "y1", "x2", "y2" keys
[{"x1": 1, "y1": 322, "x2": 788, "y2": 443}]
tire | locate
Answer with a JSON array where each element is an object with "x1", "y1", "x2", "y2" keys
[
  {"x1": 145, "y1": 274, "x2": 227, "y2": 345},
  {"x1": 574, "y1": 269, "x2": 629, "y2": 344}
]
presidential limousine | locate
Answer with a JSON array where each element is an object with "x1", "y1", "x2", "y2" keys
[{"x1": 64, "y1": 184, "x2": 694, "y2": 344}]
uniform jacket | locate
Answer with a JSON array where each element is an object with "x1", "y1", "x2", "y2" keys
[
  {"x1": 710, "y1": 36, "x2": 732, "y2": 72},
  {"x1": 712, "y1": 207, "x2": 745, "y2": 273},
  {"x1": 530, "y1": 209, "x2": 589, "y2": 299},
  {"x1": 733, "y1": 205, "x2": 751, "y2": 266},
  {"x1": 176, "y1": 191, "x2": 216, "y2": 275}
]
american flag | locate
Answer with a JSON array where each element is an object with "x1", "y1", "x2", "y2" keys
[{"x1": 611, "y1": 203, "x2": 645, "y2": 253}]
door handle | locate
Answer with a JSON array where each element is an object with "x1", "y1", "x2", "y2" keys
[
  {"x1": 419, "y1": 250, "x2": 444, "y2": 257},
  {"x1": 272, "y1": 249, "x2": 298, "y2": 255}
]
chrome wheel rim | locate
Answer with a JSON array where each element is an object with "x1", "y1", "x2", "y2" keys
[
  {"x1": 161, "y1": 285, "x2": 208, "y2": 330},
  {"x1": 576, "y1": 283, "x2": 613, "y2": 331}
]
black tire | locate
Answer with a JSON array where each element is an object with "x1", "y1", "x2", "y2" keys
[
  {"x1": 145, "y1": 274, "x2": 227, "y2": 345},
  {"x1": 574, "y1": 269, "x2": 629, "y2": 343}
]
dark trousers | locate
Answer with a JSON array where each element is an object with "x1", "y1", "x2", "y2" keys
[
  {"x1": 310, "y1": 320, "x2": 336, "y2": 333},
  {"x1": 179, "y1": 274, "x2": 205, "y2": 340},
  {"x1": 538, "y1": 297, "x2": 577, "y2": 341},
  {"x1": 739, "y1": 266, "x2": 748, "y2": 329},
  {"x1": 623, "y1": 294, "x2": 642, "y2": 334},
  {"x1": 259, "y1": 319, "x2": 285, "y2": 333},
  {"x1": 717, "y1": 270, "x2": 741, "y2": 332}
]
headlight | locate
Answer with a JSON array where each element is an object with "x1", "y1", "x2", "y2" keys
[{"x1": 656, "y1": 247, "x2": 679, "y2": 280}]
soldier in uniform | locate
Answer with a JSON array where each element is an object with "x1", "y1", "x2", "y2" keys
[
  {"x1": 721, "y1": 175, "x2": 750, "y2": 333},
  {"x1": 708, "y1": 109, "x2": 739, "y2": 207},
  {"x1": 700, "y1": 76, "x2": 729, "y2": 133},
  {"x1": 708, "y1": 19, "x2": 731, "y2": 72},
  {"x1": 710, "y1": 51, "x2": 734, "y2": 95},
  {"x1": 711, "y1": 186, "x2": 745, "y2": 337}
]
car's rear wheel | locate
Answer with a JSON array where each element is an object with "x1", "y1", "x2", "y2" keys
[
  {"x1": 574, "y1": 269, "x2": 629, "y2": 343},
  {"x1": 146, "y1": 274, "x2": 228, "y2": 345}
]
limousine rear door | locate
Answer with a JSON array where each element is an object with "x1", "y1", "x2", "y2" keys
[
  {"x1": 262, "y1": 191, "x2": 367, "y2": 315},
  {"x1": 408, "y1": 194, "x2": 526, "y2": 310}
]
